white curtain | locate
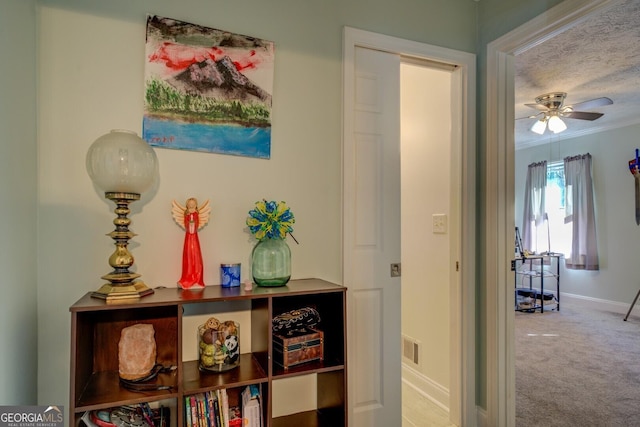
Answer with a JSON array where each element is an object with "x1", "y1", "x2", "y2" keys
[
  {"x1": 564, "y1": 153, "x2": 599, "y2": 270},
  {"x1": 522, "y1": 161, "x2": 547, "y2": 253}
]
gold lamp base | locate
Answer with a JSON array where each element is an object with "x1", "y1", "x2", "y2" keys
[
  {"x1": 90, "y1": 192, "x2": 154, "y2": 302},
  {"x1": 91, "y1": 281, "x2": 154, "y2": 302}
]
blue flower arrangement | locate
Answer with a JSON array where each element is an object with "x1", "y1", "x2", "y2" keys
[{"x1": 247, "y1": 200, "x2": 295, "y2": 241}]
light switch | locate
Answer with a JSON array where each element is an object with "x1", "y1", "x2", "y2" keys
[{"x1": 432, "y1": 214, "x2": 447, "y2": 234}]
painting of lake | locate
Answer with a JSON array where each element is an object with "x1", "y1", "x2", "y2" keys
[
  {"x1": 143, "y1": 15, "x2": 275, "y2": 159},
  {"x1": 143, "y1": 117, "x2": 271, "y2": 159}
]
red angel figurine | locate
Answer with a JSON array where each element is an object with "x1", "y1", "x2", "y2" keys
[{"x1": 172, "y1": 198, "x2": 211, "y2": 289}]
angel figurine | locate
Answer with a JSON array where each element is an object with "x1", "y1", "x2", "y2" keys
[{"x1": 172, "y1": 197, "x2": 211, "y2": 289}]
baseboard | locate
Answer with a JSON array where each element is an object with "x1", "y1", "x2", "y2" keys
[
  {"x1": 402, "y1": 363, "x2": 489, "y2": 426},
  {"x1": 401, "y1": 363, "x2": 449, "y2": 412},
  {"x1": 476, "y1": 405, "x2": 487, "y2": 427},
  {"x1": 560, "y1": 291, "x2": 631, "y2": 315}
]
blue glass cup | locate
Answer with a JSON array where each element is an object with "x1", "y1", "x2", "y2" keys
[{"x1": 220, "y1": 263, "x2": 241, "y2": 287}]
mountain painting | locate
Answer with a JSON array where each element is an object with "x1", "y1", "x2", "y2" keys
[{"x1": 143, "y1": 15, "x2": 275, "y2": 159}]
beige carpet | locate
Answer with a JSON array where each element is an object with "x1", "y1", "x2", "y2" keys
[{"x1": 516, "y1": 300, "x2": 640, "y2": 426}]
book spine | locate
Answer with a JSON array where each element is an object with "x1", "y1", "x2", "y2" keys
[
  {"x1": 198, "y1": 394, "x2": 207, "y2": 427},
  {"x1": 213, "y1": 391, "x2": 223, "y2": 427},
  {"x1": 196, "y1": 395, "x2": 202, "y2": 427},
  {"x1": 190, "y1": 395, "x2": 198, "y2": 427},
  {"x1": 205, "y1": 391, "x2": 216, "y2": 427},
  {"x1": 221, "y1": 388, "x2": 229, "y2": 427},
  {"x1": 216, "y1": 389, "x2": 225, "y2": 427},
  {"x1": 185, "y1": 396, "x2": 192, "y2": 427}
]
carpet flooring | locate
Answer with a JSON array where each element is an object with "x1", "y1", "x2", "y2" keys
[{"x1": 516, "y1": 300, "x2": 640, "y2": 426}]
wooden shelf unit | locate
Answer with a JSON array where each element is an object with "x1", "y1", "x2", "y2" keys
[{"x1": 69, "y1": 278, "x2": 347, "y2": 427}]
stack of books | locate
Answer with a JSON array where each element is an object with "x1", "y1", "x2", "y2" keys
[{"x1": 185, "y1": 385, "x2": 262, "y2": 427}]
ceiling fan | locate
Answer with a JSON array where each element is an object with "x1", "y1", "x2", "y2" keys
[{"x1": 519, "y1": 92, "x2": 613, "y2": 135}]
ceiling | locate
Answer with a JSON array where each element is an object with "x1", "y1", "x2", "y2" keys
[{"x1": 514, "y1": 0, "x2": 640, "y2": 150}]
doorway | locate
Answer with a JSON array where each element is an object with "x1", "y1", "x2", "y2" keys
[
  {"x1": 400, "y1": 60, "x2": 455, "y2": 416},
  {"x1": 484, "y1": 0, "x2": 619, "y2": 425},
  {"x1": 342, "y1": 27, "x2": 476, "y2": 427}
]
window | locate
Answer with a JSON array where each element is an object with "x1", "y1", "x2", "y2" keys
[
  {"x1": 543, "y1": 161, "x2": 571, "y2": 257},
  {"x1": 523, "y1": 155, "x2": 598, "y2": 269}
]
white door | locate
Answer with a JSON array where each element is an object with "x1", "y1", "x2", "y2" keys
[
  {"x1": 344, "y1": 45, "x2": 402, "y2": 427},
  {"x1": 344, "y1": 26, "x2": 476, "y2": 427}
]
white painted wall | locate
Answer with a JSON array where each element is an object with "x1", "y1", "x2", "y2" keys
[
  {"x1": 37, "y1": 5, "x2": 344, "y2": 407},
  {"x1": 32, "y1": 0, "x2": 478, "y2": 411},
  {"x1": 515, "y1": 123, "x2": 640, "y2": 305},
  {"x1": 401, "y1": 64, "x2": 452, "y2": 390},
  {"x1": 0, "y1": 0, "x2": 38, "y2": 404}
]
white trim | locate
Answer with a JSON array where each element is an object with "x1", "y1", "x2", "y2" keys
[
  {"x1": 485, "y1": 1, "x2": 624, "y2": 426},
  {"x1": 476, "y1": 406, "x2": 488, "y2": 427},
  {"x1": 343, "y1": 26, "x2": 476, "y2": 426},
  {"x1": 402, "y1": 364, "x2": 449, "y2": 412},
  {"x1": 561, "y1": 292, "x2": 633, "y2": 315}
]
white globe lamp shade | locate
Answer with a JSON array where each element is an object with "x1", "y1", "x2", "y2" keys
[
  {"x1": 86, "y1": 129, "x2": 159, "y2": 194},
  {"x1": 530, "y1": 119, "x2": 547, "y2": 135},
  {"x1": 548, "y1": 116, "x2": 567, "y2": 134}
]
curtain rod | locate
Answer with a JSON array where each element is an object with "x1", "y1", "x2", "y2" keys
[
  {"x1": 528, "y1": 160, "x2": 547, "y2": 167},
  {"x1": 564, "y1": 153, "x2": 591, "y2": 162}
]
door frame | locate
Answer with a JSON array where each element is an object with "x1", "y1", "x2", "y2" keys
[
  {"x1": 343, "y1": 26, "x2": 477, "y2": 426},
  {"x1": 484, "y1": 0, "x2": 621, "y2": 425}
]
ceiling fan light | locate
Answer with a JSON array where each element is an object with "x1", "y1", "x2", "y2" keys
[
  {"x1": 531, "y1": 119, "x2": 547, "y2": 135},
  {"x1": 548, "y1": 115, "x2": 567, "y2": 133}
]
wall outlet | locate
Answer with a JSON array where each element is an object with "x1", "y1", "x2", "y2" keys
[{"x1": 432, "y1": 214, "x2": 447, "y2": 234}]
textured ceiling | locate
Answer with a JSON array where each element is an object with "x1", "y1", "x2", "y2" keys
[{"x1": 514, "y1": 0, "x2": 640, "y2": 150}]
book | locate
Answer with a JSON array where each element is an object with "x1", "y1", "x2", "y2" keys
[
  {"x1": 221, "y1": 388, "x2": 230, "y2": 427},
  {"x1": 213, "y1": 391, "x2": 223, "y2": 427},
  {"x1": 185, "y1": 396, "x2": 192, "y2": 427},
  {"x1": 197, "y1": 393, "x2": 207, "y2": 427},
  {"x1": 190, "y1": 395, "x2": 198, "y2": 427},
  {"x1": 205, "y1": 391, "x2": 217, "y2": 427},
  {"x1": 194, "y1": 395, "x2": 201, "y2": 427},
  {"x1": 241, "y1": 385, "x2": 262, "y2": 427}
]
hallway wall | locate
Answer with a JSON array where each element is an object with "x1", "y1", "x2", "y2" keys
[{"x1": 401, "y1": 63, "x2": 452, "y2": 406}]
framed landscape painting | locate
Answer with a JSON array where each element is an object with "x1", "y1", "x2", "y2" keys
[{"x1": 143, "y1": 16, "x2": 275, "y2": 159}]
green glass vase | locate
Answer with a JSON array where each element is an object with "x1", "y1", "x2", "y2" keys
[{"x1": 251, "y1": 239, "x2": 291, "y2": 287}]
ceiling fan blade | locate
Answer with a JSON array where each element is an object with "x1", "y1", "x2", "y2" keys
[
  {"x1": 567, "y1": 97, "x2": 613, "y2": 111},
  {"x1": 516, "y1": 112, "x2": 543, "y2": 120},
  {"x1": 562, "y1": 111, "x2": 604, "y2": 121},
  {"x1": 524, "y1": 103, "x2": 549, "y2": 111}
]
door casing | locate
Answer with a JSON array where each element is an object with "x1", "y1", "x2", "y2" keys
[
  {"x1": 343, "y1": 26, "x2": 477, "y2": 426},
  {"x1": 484, "y1": 1, "x2": 621, "y2": 425}
]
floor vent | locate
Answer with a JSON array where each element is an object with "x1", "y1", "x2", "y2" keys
[{"x1": 402, "y1": 335, "x2": 420, "y2": 366}]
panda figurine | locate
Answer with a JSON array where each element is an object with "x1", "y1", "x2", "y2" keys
[{"x1": 224, "y1": 334, "x2": 240, "y2": 364}]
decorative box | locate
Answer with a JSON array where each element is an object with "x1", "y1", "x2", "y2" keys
[{"x1": 273, "y1": 328, "x2": 324, "y2": 369}]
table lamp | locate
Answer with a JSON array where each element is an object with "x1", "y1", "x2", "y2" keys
[{"x1": 86, "y1": 129, "x2": 159, "y2": 301}]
